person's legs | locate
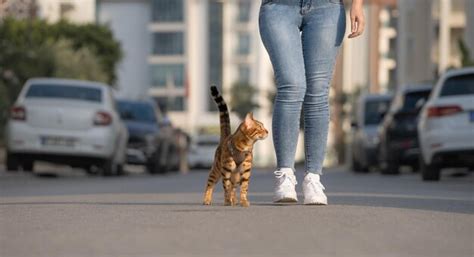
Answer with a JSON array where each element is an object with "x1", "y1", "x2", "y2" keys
[
  {"x1": 301, "y1": 0, "x2": 346, "y2": 175},
  {"x1": 259, "y1": 1, "x2": 305, "y2": 171},
  {"x1": 259, "y1": 0, "x2": 306, "y2": 202}
]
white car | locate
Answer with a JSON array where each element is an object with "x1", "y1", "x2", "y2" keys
[
  {"x1": 5, "y1": 78, "x2": 128, "y2": 176},
  {"x1": 188, "y1": 134, "x2": 220, "y2": 169},
  {"x1": 418, "y1": 68, "x2": 474, "y2": 181}
]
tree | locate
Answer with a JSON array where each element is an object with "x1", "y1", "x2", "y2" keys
[
  {"x1": 0, "y1": 18, "x2": 122, "y2": 84},
  {"x1": 459, "y1": 39, "x2": 474, "y2": 67},
  {"x1": 229, "y1": 82, "x2": 260, "y2": 120},
  {"x1": 52, "y1": 40, "x2": 108, "y2": 83}
]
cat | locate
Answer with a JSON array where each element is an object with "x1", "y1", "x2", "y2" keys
[{"x1": 203, "y1": 86, "x2": 268, "y2": 207}]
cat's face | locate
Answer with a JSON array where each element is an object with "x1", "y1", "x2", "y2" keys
[{"x1": 242, "y1": 113, "x2": 268, "y2": 141}]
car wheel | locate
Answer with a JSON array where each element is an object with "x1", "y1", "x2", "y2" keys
[
  {"x1": 147, "y1": 157, "x2": 165, "y2": 174},
  {"x1": 21, "y1": 160, "x2": 34, "y2": 172},
  {"x1": 148, "y1": 149, "x2": 168, "y2": 174},
  {"x1": 101, "y1": 158, "x2": 117, "y2": 176},
  {"x1": 381, "y1": 159, "x2": 400, "y2": 175},
  {"x1": 85, "y1": 165, "x2": 99, "y2": 176},
  {"x1": 116, "y1": 164, "x2": 125, "y2": 176},
  {"x1": 351, "y1": 155, "x2": 361, "y2": 172},
  {"x1": 411, "y1": 162, "x2": 420, "y2": 173},
  {"x1": 420, "y1": 157, "x2": 440, "y2": 181},
  {"x1": 6, "y1": 152, "x2": 20, "y2": 172}
]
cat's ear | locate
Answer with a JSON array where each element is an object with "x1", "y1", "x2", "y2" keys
[{"x1": 244, "y1": 112, "x2": 253, "y2": 128}]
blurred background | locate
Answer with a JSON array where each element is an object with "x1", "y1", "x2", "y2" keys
[{"x1": 0, "y1": 0, "x2": 473, "y2": 172}]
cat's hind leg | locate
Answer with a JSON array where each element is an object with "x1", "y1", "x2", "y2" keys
[{"x1": 203, "y1": 163, "x2": 221, "y2": 205}]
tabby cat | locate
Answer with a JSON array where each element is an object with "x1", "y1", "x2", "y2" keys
[{"x1": 203, "y1": 86, "x2": 268, "y2": 207}]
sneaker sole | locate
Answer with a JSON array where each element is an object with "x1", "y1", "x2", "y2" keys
[
  {"x1": 304, "y1": 199, "x2": 328, "y2": 205},
  {"x1": 304, "y1": 202, "x2": 327, "y2": 205},
  {"x1": 274, "y1": 197, "x2": 298, "y2": 203}
]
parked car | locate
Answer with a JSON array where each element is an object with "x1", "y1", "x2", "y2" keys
[
  {"x1": 117, "y1": 99, "x2": 179, "y2": 174},
  {"x1": 418, "y1": 68, "x2": 474, "y2": 181},
  {"x1": 5, "y1": 78, "x2": 128, "y2": 176},
  {"x1": 377, "y1": 84, "x2": 432, "y2": 174},
  {"x1": 188, "y1": 134, "x2": 220, "y2": 169},
  {"x1": 351, "y1": 93, "x2": 392, "y2": 172}
]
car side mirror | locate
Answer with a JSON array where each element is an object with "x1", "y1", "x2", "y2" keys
[{"x1": 415, "y1": 98, "x2": 426, "y2": 111}]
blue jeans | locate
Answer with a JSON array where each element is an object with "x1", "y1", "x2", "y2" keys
[{"x1": 259, "y1": 0, "x2": 346, "y2": 174}]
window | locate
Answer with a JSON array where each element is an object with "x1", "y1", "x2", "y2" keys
[
  {"x1": 117, "y1": 101, "x2": 157, "y2": 123},
  {"x1": 152, "y1": 0, "x2": 184, "y2": 22},
  {"x1": 237, "y1": 1, "x2": 251, "y2": 23},
  {"x1": 238, "y1": 65, "x2": 250, "y2": 84},
  {"x1": 26, "y1": 84, "x2": 102, "y2": 103},
  {"x1": 208, "y1": 1, "x2": 224, "y2": 111},
  {"x1": 440, "y1": 74, "x2": 474, "y2": 97},
  {"x1": 154, "y1": 96, "x2": 186, "y2": 111},
  {"x1": 150, "y1": 64, "x2": 185, "y2": 88},
  {"x1": 364, "y1": 99, "x2": 391, "y2": 125},
  {"x1": 152, "y1": 32, "x2": 184, "y2": 55},
  {"x1": 402, "y1": 90, "x2": 431, "y2": 110},
  {"x1": 237, "y1": 32, "x2": 250, "y2": 55}
]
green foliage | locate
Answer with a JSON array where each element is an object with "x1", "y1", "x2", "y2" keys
[
  {"x1": 0, "y1": 17, "x2": 121, "y2": 84},
  {"x1": 229, "y1": 82, "x2": 260, "y2": 120},
  {"x1": 52, "y1": 40, "x2": 108, "y2": 82},
  {"x1": 458, "y1": 39, "x2": 474, "y2": 67}
]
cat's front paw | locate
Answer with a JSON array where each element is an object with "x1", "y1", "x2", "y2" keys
[
  {"x1": 203, "y1": 198, "x2": 212, "y2": 205},
  {"x1": 240, "y1": 200, "x2": 250, "y2": 207},
  {"x1": 224, "y1": 199, "x2": 236, "y2": 206}
]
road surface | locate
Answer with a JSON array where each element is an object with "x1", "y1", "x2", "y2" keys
[{"x1": 1, "y1": 164, "x2": 473, "y2": 257}]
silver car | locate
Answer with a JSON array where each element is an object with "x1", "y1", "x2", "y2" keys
[{"x1": 351, "y1": 93, "x2": 392, "y2": 172}]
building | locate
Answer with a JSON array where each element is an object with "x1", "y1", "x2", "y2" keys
[
  {"x1": 36, "y1": 0, "x2": 95, "y2": 23},
  {"x1": 97, "y1": 0, "x2": 277, "y2": 167},
  {"x1": 1, "y1": 0, "x2": 37, "y2": 19},
  {"x1": 0, "y1": 0, "x2": 95, "y2": 23},
  {"x1": 397, "y1": 0, "x2": 472, "y2": 86}
]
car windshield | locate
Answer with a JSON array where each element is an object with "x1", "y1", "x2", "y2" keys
[
  {"x1": 402, "y1": 90, "x2": 431, "y2": 111},
  {"x1": 26, "y1": 84, "x2": 102, "y2": 102},
  {"x1": 117, "y1": 101, "x2": 157, "y2": 123},
  {"x1": 364, "y1": 99, "x2": 390, "y2": 125},
  {"x1": 440, "y1": 74, "x2": 474, "y2": 97}
]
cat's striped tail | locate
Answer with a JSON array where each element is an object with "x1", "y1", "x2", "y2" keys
[{"x1": 210, "y1": 85, "x2": 231, "y2": 140}]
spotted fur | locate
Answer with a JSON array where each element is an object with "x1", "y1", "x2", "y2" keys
[{"x1": 203, "y1": 86, "x2": 268, "y2": 207}]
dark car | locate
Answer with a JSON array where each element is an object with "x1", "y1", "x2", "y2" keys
[
  {"x1": 351, "y1": 93, "x2": 392, "y2": 172},
  {"x1": 377, "y1": 84, "x2": 433, "y2": 175},
  {"x1": 117, "y1": 99, "x2": 171, "y2": 174}
]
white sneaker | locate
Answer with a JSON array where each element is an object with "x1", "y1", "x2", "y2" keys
[
  {"x1": 303, "y1": 173, "x2": 327, "y2": 205},
  {"x1": 273, "y1": 168, "x2": 298, "y2": 203}
]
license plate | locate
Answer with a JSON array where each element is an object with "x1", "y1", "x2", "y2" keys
[
  {"x1": 41, "y1": 136, "x2": 76, "y2": 147},
  {"x1": 470, "y1": 111, "x2": 474, "y2": 122}
]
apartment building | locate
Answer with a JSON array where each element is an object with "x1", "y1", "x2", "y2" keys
[
  {"x1": 97, "y1": 0, "x2": 278, "y2": 166},
  {"x1": 397, "y1": 0, "x2": 473, "y2": 86}
]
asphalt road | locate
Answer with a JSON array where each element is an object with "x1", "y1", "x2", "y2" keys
[{"x1": 0, "y1": 164, "x2": 473, "y2": 257}]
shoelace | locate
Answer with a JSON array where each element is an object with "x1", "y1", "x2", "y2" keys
[
  {"x1": 306, "y1": 176, "x2": 326, "y2": 191},
  {"x1": 274, "y1": 170, "x2": 297, "y2": 185}
]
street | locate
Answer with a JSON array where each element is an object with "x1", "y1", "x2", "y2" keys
[{"x1": 0, "y1": 165, "x2": 473, "y2": 257}]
